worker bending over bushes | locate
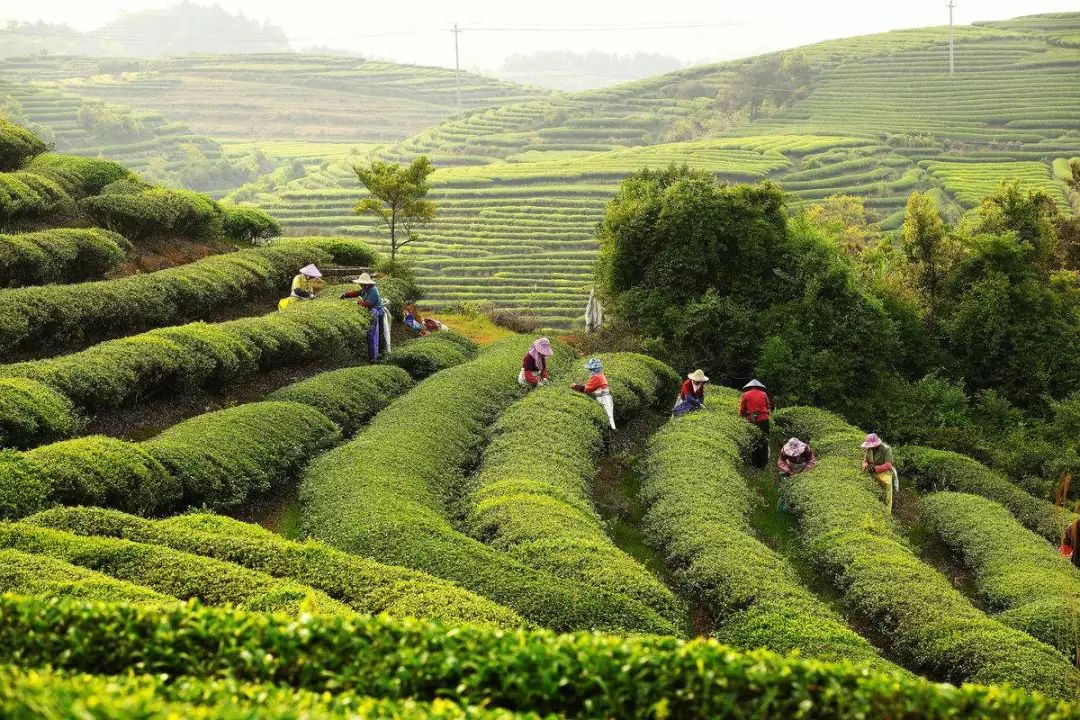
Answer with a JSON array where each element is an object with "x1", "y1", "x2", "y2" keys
[
  {"x1": 279, "y1": 264, "x2": 324, "y2": 310},
  {"x1": 570, "y1": 357, "x2": 615, "y2": 429},
  {"x1": 739, "y1": 379, "x2": 771, "y2": 467},
  {"x1": 518, "y1": 337, "x2": 552, "y2": 388},
  {"x1": 340, "y1": 273, "x2": 391, "y2": 362},
  {"x1": 672, "y1": 369, "x2": 708, "y2": 416},
  {"x1": 861, "y1": 433, "x2": 897, "y2": 514}
]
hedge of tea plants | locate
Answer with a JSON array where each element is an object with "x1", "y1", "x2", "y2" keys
[
  {"x1": 0, "y1": 228, "x2": 128, "y2": 287},
  {"x1": 467, "y1": 352, "x2": 682, "y2": 625},
  {"x1": 774, "y1": 406, "x2": 1080, "y2": 698},
  {"x1": 387, "y1": 332, "x2": 479, "y2": 379},
  {"x1": 301, "y1": 336, "x2": 677, "y2": 633},
  {"x1": 0, "y1": 547, "x2": 175, "y2": 608},
  {"x1": 28, "y1": 506, "x2": 525, "y2": 629}
]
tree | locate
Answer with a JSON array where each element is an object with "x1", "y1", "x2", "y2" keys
[
  {"x1": 972, "y1": 179, "x2": 1061, "y2": 273},
  {"x1": 353, "y1": 157, "x2": 435, "y2": 261},
  {"x1": 901, "y1": 191, "x2": 955, "y2": 315},
  {"x1": 806, "y1": 194, "x2": 879, "y2": 255}
]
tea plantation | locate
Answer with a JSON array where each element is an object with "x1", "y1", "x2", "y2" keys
[{"x1": 1, "y1": 13, "x2": 1080, "y2": 718}]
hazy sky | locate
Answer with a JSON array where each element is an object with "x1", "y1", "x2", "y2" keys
[{"x1": 3, "y1": 0, "x2": 1077, "y2": 70}]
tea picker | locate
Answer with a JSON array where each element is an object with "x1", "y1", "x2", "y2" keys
[
  {"x1": 340, "y1": 272, "x2": 391, "y2": 361},
  {"x1": 571, "y1": 357, "x2": 616, "y2": 429}
]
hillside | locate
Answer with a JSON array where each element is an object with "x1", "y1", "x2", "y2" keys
[{"x1": 253, "y1": 13, "x2": 1080, "y2": 328}]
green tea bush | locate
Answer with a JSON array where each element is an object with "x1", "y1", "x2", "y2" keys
[
  {"x1": 0, "y1": 228, "x2": 128, "y2": 287},
  {"x1": 0, "y1": 377, "x2": 79, "y2": 449},
  {"x1": 468, "y1": 352, "x2": 683, "y2": 624},
  {"x1": 898, "y1": 446, "x2": 1074, "y2": 542},
  {"x1": 80, "y1": 187, "x2": 220, "y2": 242},
  {"x1": 920, "y1": 491, "x2": 1080, "y2": 656},
  {"x1": 268, "y1": 364, "x2": 414, "y2": 436},
  {"x1": 774, "y1": 406, "x2": 1080, "y2": 698},
  {"x1": 26, "y1": 435, "x2": 181, "y2": 516},
  {"x1": 0, "y1": 119, "x2": 47, "y2": 171},
  {"x1": 3, "y1": 594, "x2": 1080, "y2": 719},
  {"x1": 30, "y1": 507, "x2": 525, "y2": 629},
  {"x1": 0, "y1": 170, "x2": 75, "y2": 228},
  {"x1": 0, "y1": 450, "x2": 50, "y2": 519},
  {"x1": 642, "y1": 389, "x2": 895, "y2": 671},
  {"x1": 0, "y1": 237, "x2": 373, "y2": 355},
  {"x1": 220, "y1": 203, "x2": 281, "y2": 245},
  {"x1": 0, "y1": 523, "x2": 350, "y2": 616},
  {"x1": 146, "y1": 401, "x2": 340, "y2": 510},
  {"x1": 388, "y1": 333, "x2": 477, "y2": 379},
  {"x1": 25, "y1": 153, "x2": 130, "y2": 196},
  {"x1": 0, "y1": 547, "x2": 173, "y2": 607},
  {"x1": 301, "y1": 336, "x2": 676, "y2": 633}
]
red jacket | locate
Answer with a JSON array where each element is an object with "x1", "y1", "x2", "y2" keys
[
  {"x1": 573, "y1": 373, "x2": 608, "y2": 394},
  {"x1": 739, "y1": 388, "x2": 770, "y2": 422},
  {"x1": 680, "y1": 379, "x2": 704, "y2": 402}
]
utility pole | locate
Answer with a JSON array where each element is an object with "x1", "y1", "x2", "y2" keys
[
  {"x1": 452, "y1": 23, "x2": 462, "y2": 113},
  {"x1": 946, "y1": 0, "x2": 956, "y2": 75}
]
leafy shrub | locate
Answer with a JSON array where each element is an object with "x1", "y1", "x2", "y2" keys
[
  {"x1": 26, "y1": 435, "x2": 181, "y2": 516},
  {"x1": 0, "y1": 377, "x2": 79, "y2": 449},
  {"x1": 897, "y1": 446, "x2": 1074, "y2": 542},
  {"x1": 220, "y1": 203, "x2": 281, "y2": 245},
  {"x1": 3, "y1": 594, "x2": 1079, "y2": 718},
  {"x1": 0, "y1": 450, "x2": 50, "y2": 520},
  {"x1": 388, "y1": 333, "x2": 477, "y2": 379},
  {"x1": 0, "y1": 228, "x2": 129, "y2": 287},
  {"x1": 146, "y1": 401, "x2": 340, "y2": 510},
  {"x1": 30, "y1": 507, "x2": 525, "y2": 629},
  {"x1": 0, "y1": 170, "x2": 75, "y2": 229},
  {"x1": 773, "y1": 406, "x2": 1080, "y2": 698},
  {"x1": 268, "y1": 364, "x2": 414, "y2": 436},
  {"x1": 79, "y1": 187, "x2": 221, "y2": 242},
  {"x1": 0, "y1": 548, "x2": 173, "y2": 607},
  {"x1": 920, "y1": 491, "x2": 1080, "y2": 656},
  {"x1": 300, "y1": 336, "x2": 676, "y2": 634},
  {"x1": 0, "y1": 237, "x2": 373, "y2": 355},
  {"x1": 469, "y1": 352, "x2": 683, "y2": 624},
  {"x1": 488, "y1": 307, "x2": 540, "y2": 333},
  {"x1": 0, "y1": 119, "x2": 47, "y2": 171},
  {"x1": 0, "y1": 523, "x2": 350, "y2": 617},
  {"x1": 25, "y1": 153, "x2": 130, "y2": 197},
  {"x1": 642, "y1": 389, "x2": 896, "y2": 671}
]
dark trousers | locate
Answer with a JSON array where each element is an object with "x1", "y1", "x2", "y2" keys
[{"x1": 751, "y1": 419, "x2": 770, "y2": 468}]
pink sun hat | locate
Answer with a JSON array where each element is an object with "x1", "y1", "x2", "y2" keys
[
  {"x1": 861, "y1": 433, "x2": 882, "y2": 449},
  {"x1": 299, "y1": 264, "x2": 322, "y2": 278},
  {"x1": 531, "y1": 337, "x2": 553, "y2": 356},
  {"x1": 782, "y1": 437, "x2": 808, "y2": 456}
]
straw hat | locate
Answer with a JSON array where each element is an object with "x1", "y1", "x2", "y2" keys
[
  {"x1": 352, "y1": 272, "x2": 375, "y2": 285},
  {"x1": 299, "y1": 264, "x2": 322, "y2": 278},
  {"x1": 861, "y1": 433, "x2": 882, "y2": 449},
  {"x1": 742, "y1": 379, "x2": 766, "y2": 390},
  {"x1": 687, "y1": 369, "x2": 709, "y2": 383}
]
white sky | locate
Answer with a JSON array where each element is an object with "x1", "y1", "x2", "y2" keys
[{"x1": 3, "y1": 0, "x2": 1077, "y2": 70}]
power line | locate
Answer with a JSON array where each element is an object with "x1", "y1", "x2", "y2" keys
[
  {"x1": 946, "y1": 0, "x2": 956, "y2": 75},
  {"x1": 452, "y1": 23, "x2": 462, "y2": 113}
]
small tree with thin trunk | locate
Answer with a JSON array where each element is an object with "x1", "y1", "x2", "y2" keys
[{"x1": 353, "y1": 156, "x2": 435, "y2": 261}]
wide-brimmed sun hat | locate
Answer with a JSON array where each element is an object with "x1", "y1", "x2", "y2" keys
[
  {"x1": 299, "y1": 264, "x2": 322, "y2": 278},
  {"x1": 352, "y1": 272, "x2": 375, "y2": 285},
  {"x1": 585, "y1": 358, "x2": 603, "y2": 372},
  {"x1": 861, "y1": 433, "x2": 882, "y2": 449},
  {"x1": 687, "y1": 369, "x2": 709, "y2": 383},
  {"x1": 782, "y1": 437, "x2": 808, "y2": 456},
  {"x1": 532, "y1": 337, "x2": 553, "y2": 356},
  {"x1": 742, "y1": 379, "x2": 766, "y2": 390}
]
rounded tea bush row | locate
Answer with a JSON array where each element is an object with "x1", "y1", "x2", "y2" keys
[
  {"x1": 468, "y1": 352, "x2": 683, "y2": 625},
  {"x1": 0, "y1": 547, "x2": 174, "y2": 608},
  {"x1": 642, "y1": 389, "x2": 896, "y2": 672},
  {"x1": 2, "y1": 594, "x2": 1080, "y2": 719},
  {"x1": 28, "y1": 506, "x2": 525, "y2": 629},
  {"x1": 0, "y1": 228, "x2": 129, "y2": 287},
  {"x1": 300, "y1": 336, "x2": 677, "y2": 634},
  {"x1": 0, "y1": 236, "x2": 376, "y2": 356},
  {"x1": 920, "y1": 491, "x2": 1080, "y2": 657},
  {"x1": 774, "y1": 406, "x2": 1080, "y2": 699}
]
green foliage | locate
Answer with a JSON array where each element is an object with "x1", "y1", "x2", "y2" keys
[
  {"x1": 268, "y1": 364, "x2": 415, "y2": 436},
  {"x1": 0, "y1": 118, "x2": 48, "y2": 171},
  {"x1": 0, "y1": 548, "x2": 174, "y2": 607},
  {"x1": 3, "y1": 593, "x2": 1080, "y2": 718},
  {"x1": 29, "y1": 507, "x2": 525, "y2": 629},
  {"x1": 26, "y1": 435, "x2": 180, "y2": 516},
  {"x1": 0, "y1": 523, "x2": 351, "y2": 616},
  {"x1": 920, "y1": 491, "x2": 1080, "y2": 656},
  {"x1": 469, "y1": 353, "x2": 683, "y2": 625},
  {"x1": 643, "y1": 389, "x2": 896, "y2": 671},
  {"x1": 901, "y1": 191, "x2": 954, "y2": 311},
  {"x1": 146, "y1": 401, "x2": 340, "y2": 511},
  {"x1": 388, "y1": 333, "x2": 477, "y2": 379},
  {"x1": 354, "y1": 156, "x2": 436, "y2": 260},
  {"x1": 0, "y1": 228, "x2": 127, "y2": 287},
  {"x1": 0, "y1": 169, "x2": 75, "y2": 229},
  {"x1": 896, "y1": 445, "x2": 1074, "y2": 542},
  {"x1": 0, "y1": 450, "x2": 50, "y2": 520},
  {"x1": 0, "y1": 237, "x2": 373, "y2": 356},
  {"x1": 0, "y1": 377, "x2": 79, "y2": 450},
  {"x1": 301, "y1": 336, "x2": 676, "y2": 633},
  {"x1": 220, "y1": 203, "x2": 281, "y2": 245},
  {"x1": 80, "y1": 186, "x2": 221, "y2": 242},
  {"x1": 773, "y1": 406, "x2": 1080, "y2": 698},
  {"x1": 971, "y1": 179, "x2": 1064, "y2": 273},
  {"x1": 25, "y1": 153, "x2": 131, "y2": 197}
]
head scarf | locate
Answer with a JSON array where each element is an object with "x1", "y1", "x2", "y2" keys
[
  {"x1": 585, "y1": 358, "x2": 603, "y2": 373},
  {"x1": 782, "y1": 437, "x2": 808, "y2": 458},
  {"x1": 861, "y1": 433, "x2": 882, "y2": 449}
]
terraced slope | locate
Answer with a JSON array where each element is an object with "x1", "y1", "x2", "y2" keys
[{"x1": 247, "y1": 14, "x2": 1080, "y2": 328}]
